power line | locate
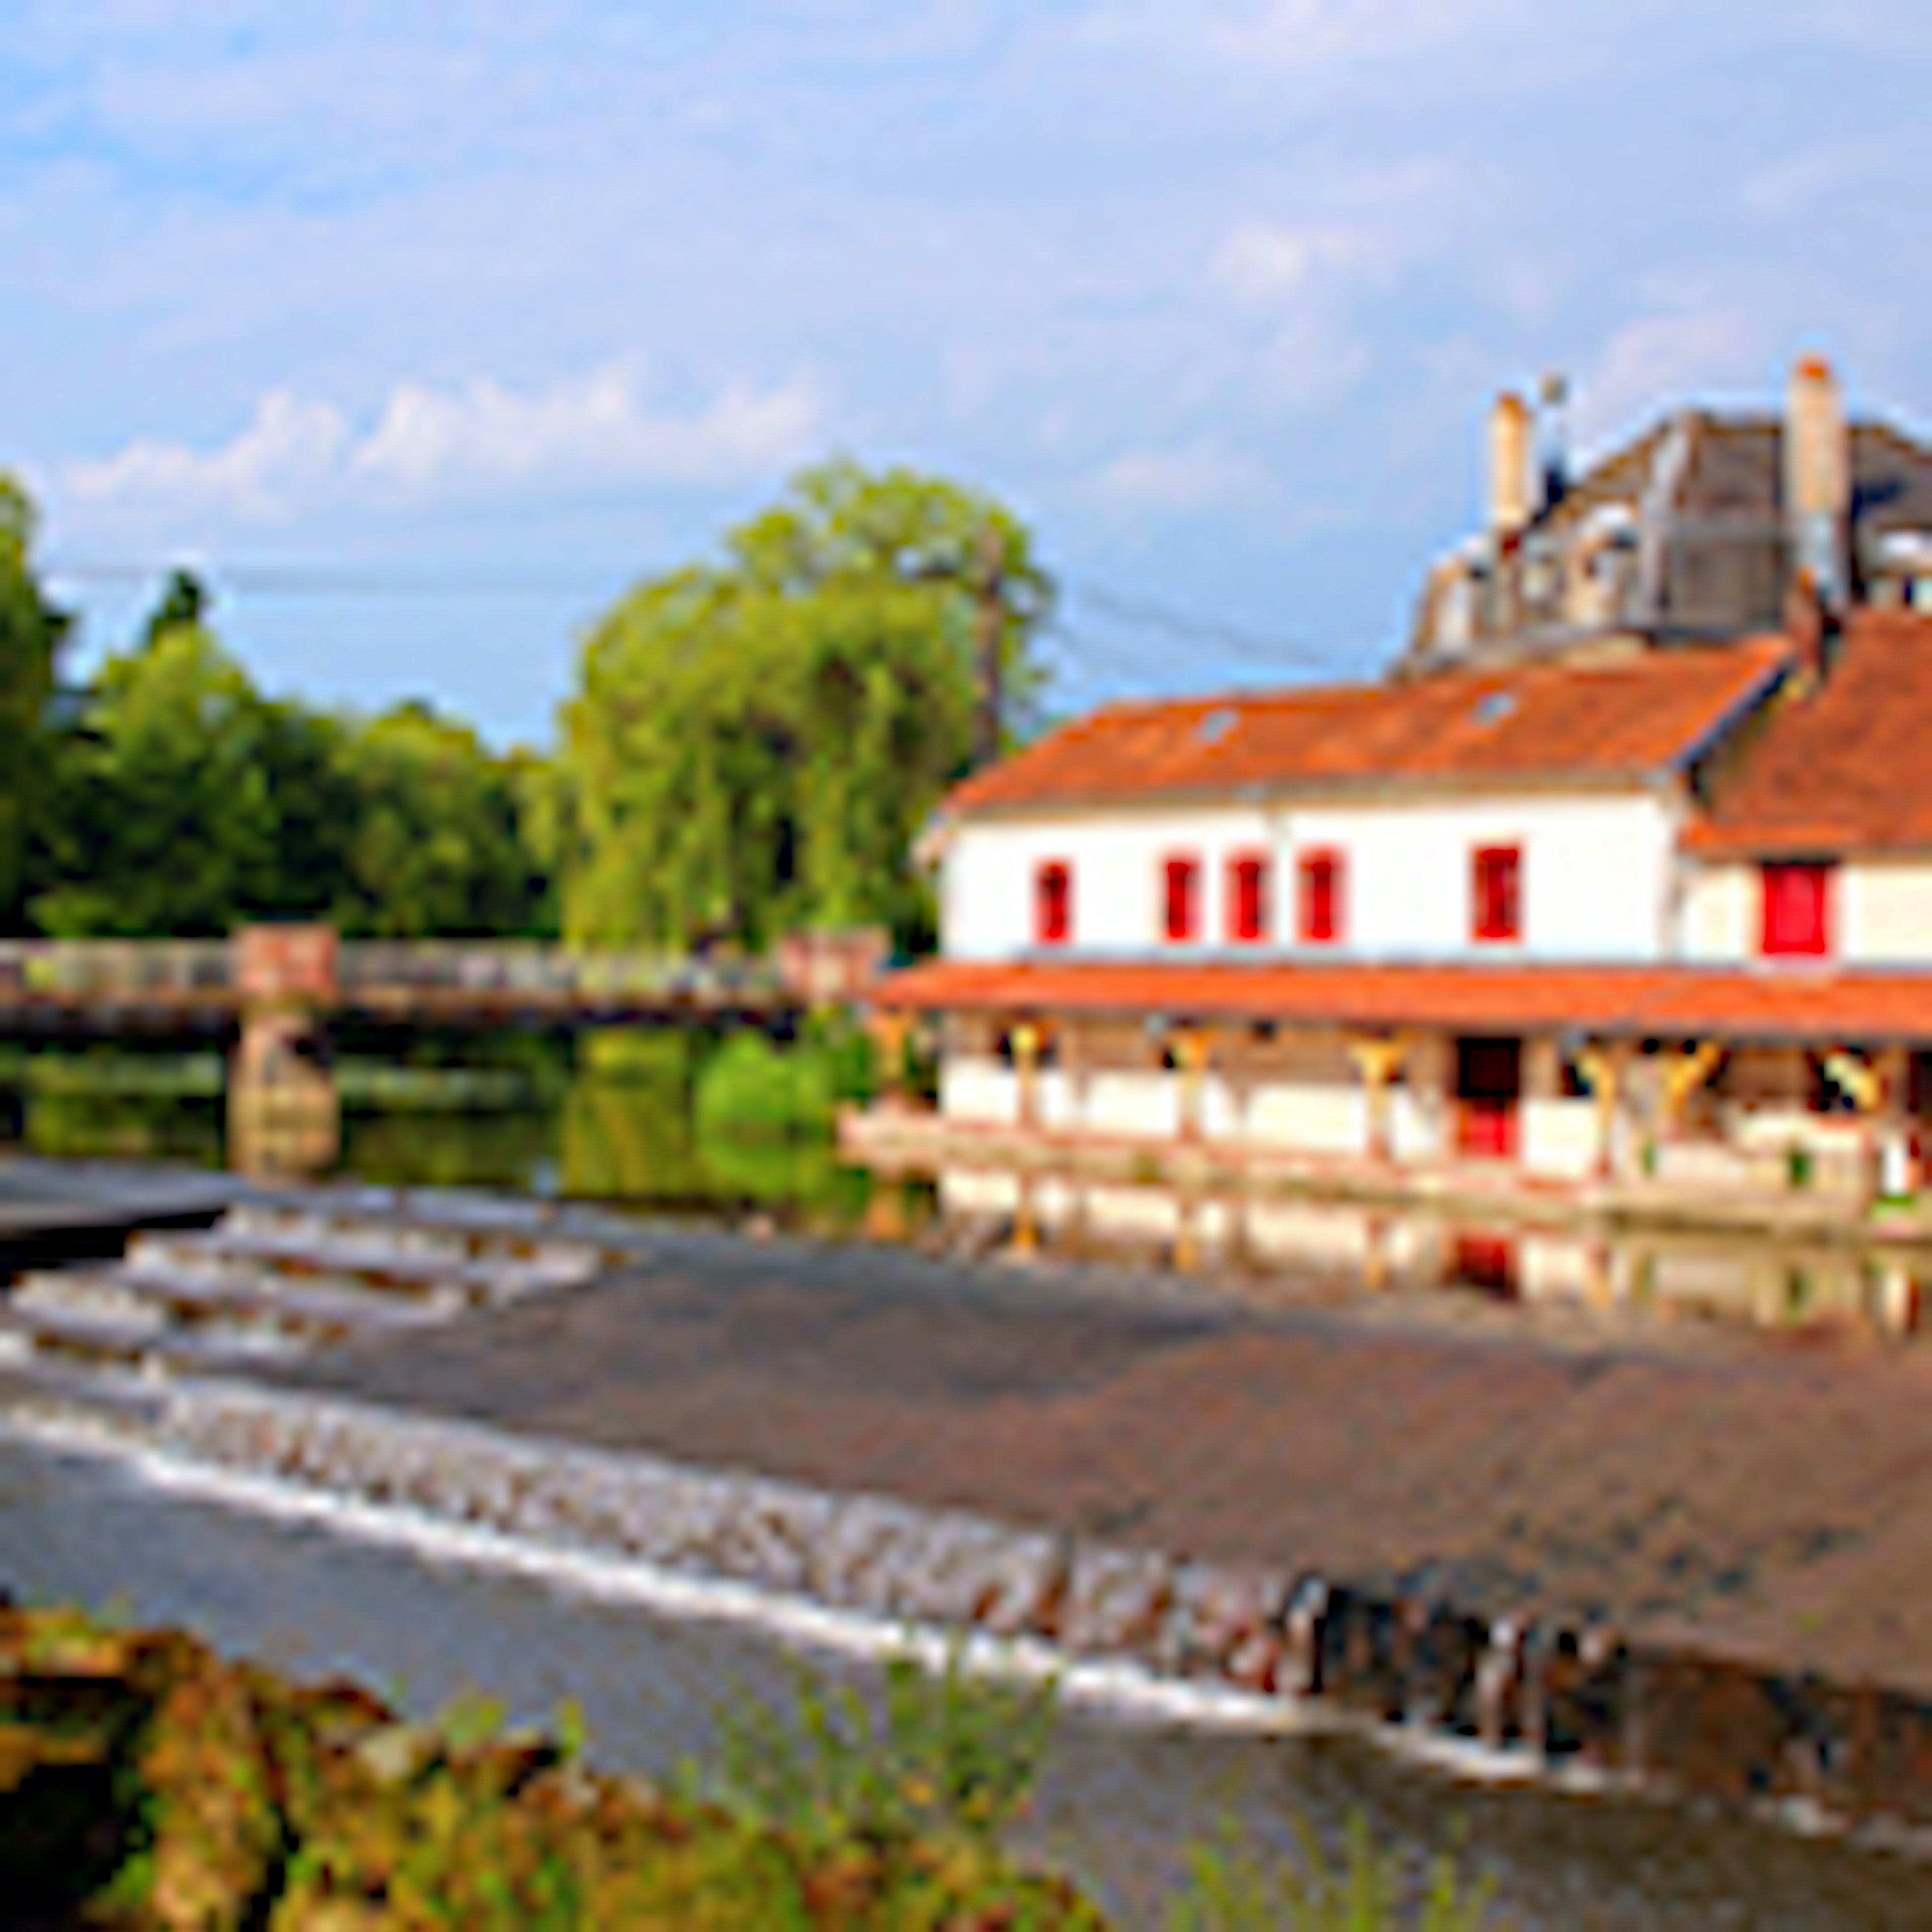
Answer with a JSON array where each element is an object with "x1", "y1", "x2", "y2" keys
[{"x1": 45, "y1": 551, "x2": 1361, "y2": 676}]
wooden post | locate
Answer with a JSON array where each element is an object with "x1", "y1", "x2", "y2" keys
[
  {"x1": 868, "y1": 1009, "x2": 912, "y2": 1108},
  {"x1": 1659, "y1": 1040, "x2": 1724, "y2": 1136},
  {"x1": 1576, "y1": 1041, "x2": 1629, "y2": 1181},
  {"x1": 1346, "y1": 1033, "x2": 1411, "y2": 1163},
  {"x1": 1171, "y1": 1024, "x2": 1212, "y2": 1142},
  {"x1": 1010, "y1": 1020, "x2": 1042, "y2": 1132}
]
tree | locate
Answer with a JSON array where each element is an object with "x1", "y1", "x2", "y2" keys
[
  {"x1": 331, "y1": 701, "x2": 549, "y2": 938},
  {"x1": 0, "y1": 477, "x2": 70, "y2": 930},
  {"x1": 558, "y1": 460, "x2": 1053, "y2": 950},
  {"x1": 28, "y1": 623, "x2": 343, "y2": 937},
  {"x1": 140, "y1": 567, "x2": 211, "y2": 649}
]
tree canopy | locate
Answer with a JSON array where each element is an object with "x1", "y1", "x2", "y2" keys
[
  {"x1": 30, "y1": 586, "x2": 553, "y2": 941},
  {"x1": 0, "y1": 477, "x2": 70, "y2": 930},
  {"x1": 559, "y1": 460, "x2": 1053, "y2": 951}
]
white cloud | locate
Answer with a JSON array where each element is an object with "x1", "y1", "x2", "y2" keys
[
  {"x1": 60, "y1": 365, "x2": 827, "y2": 518},
  {"x1": 64, "y1": 389, "x2": 350, "y2": 513},
  {"x1": 1212, "y1": 221, "x2": 1368, "y2": 303},
  {"x1": 1091, "y1": 441, "x2": 1261, "y2": 514},
  {"x1": 1574, "y1": 310, "x2": 1765, "y2": 446},
  {"x1": 1205, "y1": 0, "x2": 1528, "y2": 69}
]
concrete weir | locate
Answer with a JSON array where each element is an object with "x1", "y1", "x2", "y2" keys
[{"x1": 148, "y1": 1376, "x2": 1932, "y2": 1845}]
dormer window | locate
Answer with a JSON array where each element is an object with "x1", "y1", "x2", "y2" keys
[
  {"x1": 1163, "y1": 856, "x2": 1200, "y2": 943},
  {"x1": 1034, "y1": 861, "x2": 1072, "y2": 946}
]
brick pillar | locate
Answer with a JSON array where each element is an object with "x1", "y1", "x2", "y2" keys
[{"x1": 229, "y1": 924, "x2": 340, "y2": 1177}]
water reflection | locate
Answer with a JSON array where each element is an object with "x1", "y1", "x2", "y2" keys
[
  {"x1": 2, "y1": 1043, "x2": 1926, "y2": 1343},
  {"x1": 931, "y1": 1162, "x2": 1927, "y2": 1342}
]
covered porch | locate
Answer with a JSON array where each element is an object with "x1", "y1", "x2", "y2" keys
[{"x1": 852, "y1": 957, "x2": 1932, "y2": 1227}]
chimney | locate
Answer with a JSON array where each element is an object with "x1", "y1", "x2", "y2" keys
[
  {"x1": 1785, "y1": 354, "x2": 1849, "y2": 605},
  {"x1": 1538, "y1": 372, "x2": 1570, "y2": 514},
  {"x1": 1489, "y1": 390, "x2": 1533, "y2": 538}
]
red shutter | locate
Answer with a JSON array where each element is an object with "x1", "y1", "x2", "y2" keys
[
  {"x1": 1299, "y1": 850, "x2": 1342, "y2": 944},
  {"x1": 1761, "y1": 862, "x2": 1831, "y2": 956},
  {"x1": 1473, "y1": 846, "x2": 1521, "y2": 941},
  {"x1": 1034, "y1": 862, "x2": 1071, "y2": 945},
  {"x1": 1228, "y1": 854, "x2": 1267, "y2": 943},
  {"x1": 1164, "y1": 857, "x2": 1199, "y2": 942}
]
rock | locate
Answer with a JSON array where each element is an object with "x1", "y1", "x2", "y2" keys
[{"x1": 351, "y1": 1721, "x2": 440, "y2": 1789}]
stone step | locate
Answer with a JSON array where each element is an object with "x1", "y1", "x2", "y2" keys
[
  {"x1": 16, "y1": 1263, "x2": 447, "y2": 1349},
  {"x1": 0, "y1": 1304, "x2": 302, "y2": 1380}
]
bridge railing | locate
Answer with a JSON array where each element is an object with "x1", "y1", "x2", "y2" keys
[
  {"x1": 333, "y1": 942, "x2": 789, "y2": 1002},
  {"x1": 0, "y1": 939, "x2": 234, "y2": 998}
]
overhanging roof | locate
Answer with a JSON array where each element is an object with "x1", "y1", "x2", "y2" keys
[{"x1": 874, "y1": 956, "x2": 1932, "y2": 1046}]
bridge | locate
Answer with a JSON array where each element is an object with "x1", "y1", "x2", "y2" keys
[
  {"x1": 0, "y1": 927, "x2": 886, "y2": 1035},
  {"x1": 0, "y1": 925, "x2": 890, "y2": 1177}
]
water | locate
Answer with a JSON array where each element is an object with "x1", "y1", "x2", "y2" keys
[
  {"x1": 4, "y1": 1050, "x2": 1932, "y2": 1922},
  {"x1": 3, "y1": 1434, "x2": 1922, "y2": 1929}
]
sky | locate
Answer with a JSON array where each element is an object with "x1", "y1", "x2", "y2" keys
[{"x1": 9, "y1": 1, "x2": 1932, "y2": 747}]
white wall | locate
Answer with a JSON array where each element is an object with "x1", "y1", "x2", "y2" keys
[
  {"x1": 1684, "y1": 856, "x2": 1932, "y2": 965},
  {"x1": 943, "y1": 788, "x2": 1679, "y2": 963},
  {"x1": 943, "y1": 805, "x2": 1273, "y2": 959},
  {"x1": 1281, "y1": 791, "x2": 1677, "y2": 962}
]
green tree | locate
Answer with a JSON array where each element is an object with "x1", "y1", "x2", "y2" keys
[
  {"x1": 331, "y1": 701, "x2": 549, "y2": 938},
  {"x1": 28, "y1": 622, "x2": 348, "y2": 937},
  {"x1": 0, "y1": 478, "x2": 70, "y2": 930},
  {"x1": 140, "y1": 566, "x2": 210, "y2": 648},
  {"x1": 559, "y1": 460, "x2": 1052, "y2": 950}
]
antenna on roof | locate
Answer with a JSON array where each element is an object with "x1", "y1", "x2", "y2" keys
[{"x1": 1538, "y1": 372, "x2": 1570, "y2": 516}]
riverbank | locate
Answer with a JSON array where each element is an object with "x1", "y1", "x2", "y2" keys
[{"x1": 0, "y1": 1595, "x2": 1102, "y2": 1928}]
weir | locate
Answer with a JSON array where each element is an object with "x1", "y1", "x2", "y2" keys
[
  {"x1": 4, "y1": 1172, "x2": 1932, "y2": 1856},
  {"x1": 98, "y1": 1375, "x2": 1927, "y2": 1846}
]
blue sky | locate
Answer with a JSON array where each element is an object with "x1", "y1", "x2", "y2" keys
[{"x1": 9, "y1": 1, "x2": 1931, "y2": 745}]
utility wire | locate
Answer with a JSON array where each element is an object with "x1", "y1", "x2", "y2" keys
[{"x1": 46, "y1": 552, "x2": 1361, "y2": 675}]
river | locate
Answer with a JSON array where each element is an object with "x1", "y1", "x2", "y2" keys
[{"x1": 1, "y1": 1048, "x2": 1929, "y2": 1924}]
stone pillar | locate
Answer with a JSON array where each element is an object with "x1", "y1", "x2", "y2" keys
[
  {"x1": 1658, "y1": 1040, "x2": 1724, "y2": 1141},
  {"x1": 229, "y1": 924, "x2": 340, "y2": 1177}
]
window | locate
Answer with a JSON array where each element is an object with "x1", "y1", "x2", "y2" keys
[
  {"x1": 1034, "y1": 860, "x2": 1072, "y2": 946},
  {"x1": 1163, "y1": 856, "x2": 1200, "y2": 942},
  {"x1": 1298, "y1": 849, "x2": 1343, "y2": 945},
  {"x1": 1227, "y1": 853, "x2": 1268, "y2": 943},
  {"x1": 1472, "y1": 845, "x2": 1521, "y2": 942},
  {"x1": 1761, "y1": 861, "x2": 1832, "y2": 957}
]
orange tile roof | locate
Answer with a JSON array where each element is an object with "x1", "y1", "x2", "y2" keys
[
  {"x1": 874, "y1": 956, "x2": 1932, "y2": 1044},
  {"x1": 948, "y1": 637, "x2": 1792, "y2": 815},
  {"x1": 1687, "y1": 610, "x2": 1932, "y2": 856}
]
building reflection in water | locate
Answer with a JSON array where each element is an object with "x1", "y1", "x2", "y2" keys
[{"x1": 922, "y1": 1159, "x2": 1925, "y2": 1341}]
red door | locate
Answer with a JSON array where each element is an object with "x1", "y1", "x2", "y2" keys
[
  {"x1": 1455, "y1": 1037, "x2": 1522, "y2": 1160},
  {"x1": 1458, "y1": 1097, "x2": 1519, "y2": 1158}
]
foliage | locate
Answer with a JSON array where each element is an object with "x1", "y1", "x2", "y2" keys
[
  {"x1": 1167, "y1": 1813, "x2": 1496, "y2": 1932},
  {"x1": 696, "y1": 1646, "x2": 1063, "y2": 1861},
  {"x1": 0, "y1": 476, "x2": 71, "y2": 931},
  {"x1": 27, "y1": 592, "x2": 554, "y2": 940},
  {"x1": 4, "y1": 1600, "x2": 1098, "y2": 1930},
  {"x1": 559, "y1": 459, "x2": 1053, "y2": 952}
]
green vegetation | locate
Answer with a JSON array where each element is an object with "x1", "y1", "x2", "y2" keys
[
  {"x1": 2, "y1": 1601, "x2": 1496, "y2": 1929},
  {"x1": 27, "y1": 601, "x2": 549, "y2": 942},
  {"x1": 0, "y1": 477, "x2": 71, "y2": 931},
  {"x1": 7, "y1": 464, "x2": 1048, "y2": 954},
  {"x1": 559, "y1": 460, "x2": 1052, "y2": 955}
]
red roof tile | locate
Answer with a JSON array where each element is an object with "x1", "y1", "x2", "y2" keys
[
  {"x1": 875, "y1": 956, "x2": 1932, "y2": 1044},
  {"x1": 948, "y1": 638, "x2": 1792, "y2": 815},
  {"x1": 1687, "y1": 610, "x2": 1932, "y2": 856}
]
